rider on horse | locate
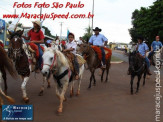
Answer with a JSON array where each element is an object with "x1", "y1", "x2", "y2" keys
[
  {"x1": 89, "y1": 27, "x2": 108, "y2": 69},
  {"x1": 22, "y1": 20, "x2": 44, "y2": 72},
  {"x1": 63, "y1": 33, "x2": 79, "y2": 80},
  {"x1": 137, "y1": 36, "x2": 152, "y2": 75},
  {"x1": 148, "y1": 36, "x2": 162, "y2": 61}
]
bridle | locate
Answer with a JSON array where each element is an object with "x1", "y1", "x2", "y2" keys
[{"x1": 43, "y1": 53, "x2": 57, "y2": 71}]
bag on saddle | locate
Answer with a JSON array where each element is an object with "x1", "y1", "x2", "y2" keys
[
  {"x1": 91, "y1": 46, "x2": 112, "y2": 61},
  {"x1": 63, "y1": 52, "x2": 86, "y2": 72}
]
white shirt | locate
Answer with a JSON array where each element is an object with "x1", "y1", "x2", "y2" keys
[
  {"x1": 66, "y1": 40, "x2": 77, "y2": 54},
  {"x1": 78, "y1": 40, "x2": 83, "y2": 45},
  {"x1": 55, "y1": 40, "x2": 60, "y2": 45}
]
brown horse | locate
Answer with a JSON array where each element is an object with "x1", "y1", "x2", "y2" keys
[
  {"x1": 0, "y1": 46, "x2": 17, "y2": 107},
  {"x1": 79, "y1": 44, "x2": 111, "y2": 88}
]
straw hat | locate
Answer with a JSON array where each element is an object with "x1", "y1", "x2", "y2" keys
[
  {"x1": 32, "y1": 20, "x2": 41, "y2": 27},
  {"x1": 0, "y1": 40, "x2": 3, "y2": 43}
]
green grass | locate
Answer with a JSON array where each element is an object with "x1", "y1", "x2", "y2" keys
[{"x1": 111, "y1": 56, "x2": 122, "y2": 62}]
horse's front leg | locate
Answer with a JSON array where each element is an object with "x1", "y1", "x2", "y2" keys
[
  {"x1": 21, "y1": 76, "x2": 30, "y2": 103},
  {"x1": 88, "y1": 73, "x2": 93, "y2": 89},
  {"x1": 47, "y1": 72, "x2": 51, "y2": 88},
  {"x1": 57, "y1": 82, "x2": 68, "y2": 114},
  {"x1": 101, "y1": 69, "x2": 105, "y2": 82},
  {"x1": 136, "y1": 75, "x2": 141, "y2": 93},
  {"x1": 76, "y1": 77, "x2": 82, "y2": 96},
  {"x1": 143, "y1": 71, "x2": 147, "y2": 86},
  {"x1": 39, "y1": 76, "x2": 46, "y2": 96},
  {"x1": 130, "y1": 75, "x2": 134, "y2": 94},
  {"x1": 1, "y1": 67, "x2": 7, "y2": 94}
]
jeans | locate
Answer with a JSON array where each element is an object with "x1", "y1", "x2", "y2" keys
[
  {"x1": 74, "y1": 56, "x2": 79, "y2": 75},
  {"x1": 148, "y1": 51, "x2": 154, "y2": 60},
  {"x1": 145, "y1": 57, "x2": 150, "y2": 68},
  {"x1": 100, "y1": 47, "x2": 106, "y2": 65},
  {"x1": 36, "y1": 44, "x2": 43, "y2": 69}
]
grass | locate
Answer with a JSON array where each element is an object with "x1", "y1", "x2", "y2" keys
[{"x1": 111, "y1": 56, "x2": 122, "y2": 62}]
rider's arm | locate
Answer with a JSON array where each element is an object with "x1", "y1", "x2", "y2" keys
[
  {"x1": 22, "y1": 35, "x2": 30, "y2": 40},
  {"x1": 151, "y1": 46, "x2": 153, "y2": 51},
  {"x1": 31, "y1": 39, "x2": 44, "y2": 44},
  {"x1": 64, "y1": 48, "x2": 74, "y2": 52}
]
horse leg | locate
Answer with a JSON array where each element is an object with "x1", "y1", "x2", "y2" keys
[
  {"x1": 0, "y1": 72, "x2": 15, "y2": 104},
  {"x1": 143, "y1": 72, "x2": 147, "y2": 86},
  {"x1": 39, "y1": 76, "x2": 46, "y2": 96},
  {"x1": 136, "y1": 76, "x2": 141, "y2": 93},
  {"x1": 47, "y1": 73, "x2": 51, "y2": 88},
  {"x1": 0, "y1": 96, "x2": 3, "y2": 108},
  {"x1": 101, "y1": 69, "x2": 105, "y2": 82},
  {"x1": 88, "y1": 73, "x2": 93, "y2": 89},
  {"x1": 21, "y1": 76, "x2": 30, "y2": 103},
  {"x1": 130, "y1": 76, "x2": 134, "y2": 94},
  {"x1": 70, "y1": 80, "x2": 74, "y2": 97},
  {"x1": 93, "y1": 73, "x2": 96, "y2": 86},
  {"x1": 105, "y1": 61, "x2": 111, "y2": 82},
  {"x1": 1, "y1": 67, "x2": 7, "y2": 94},
  {"x1": 57, "y1": 82, "x2": 68, "y2": 114}
]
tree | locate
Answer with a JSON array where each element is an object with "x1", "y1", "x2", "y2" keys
[
  {"x1": 42, "y1": 26, "x2": 55, "y2": 38},
  {"x1": 129, "y1": 0, "x2": 163, "y2": 47},
  {"x1": 82, "y1": 26, "x2": 92, "y2": 43}
]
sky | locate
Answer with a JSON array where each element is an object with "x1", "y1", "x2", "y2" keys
[{"x1": 0, "y1": 0, "x2": 156, "y2": 43}]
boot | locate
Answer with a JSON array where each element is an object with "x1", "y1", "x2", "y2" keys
[{"x1": 147, "y1": 68, "x2": 152, "y2": 75}]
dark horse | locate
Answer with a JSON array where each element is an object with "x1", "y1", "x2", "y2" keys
[
  {"x1": 0, "y1": 46, "x2": 17, "y2": 106},
  {"x1": 79, "y1": 44, "x2": 111, "y2": 88},
  {"x1": 129, "y1": 51, "x2": 147, "y2": 94}
]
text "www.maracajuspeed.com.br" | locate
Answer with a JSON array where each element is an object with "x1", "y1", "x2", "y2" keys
[{"x1": 3, "y1": 12, "x2": 94, "y2": 20}]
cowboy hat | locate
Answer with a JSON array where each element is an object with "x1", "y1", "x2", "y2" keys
[
  {"x1": 0, "y1": 40, "x2": 3, "y2": 43},
  {"x1": 32, "y1": 20, "x2": 41, "y2": 27},
  {"x1": 93, "y1": 27, "x2": 102, "y2": 32}
]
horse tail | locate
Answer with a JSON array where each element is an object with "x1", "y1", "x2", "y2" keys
[{"x1": 0, "y1": 46, "x2": 17, "y2": 79}]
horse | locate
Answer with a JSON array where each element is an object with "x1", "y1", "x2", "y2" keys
[
  {"x1": 147, "y1": 47, "x2": 163, "y2": 67},
  {"x1": 8, "y1": 30, "x2": 50, "y2": 103},
  {"x1": 79, "y1": 44, "x2": 111, "y2": 88},
  {"x1": 129, "y1": 51, "x2": 147, "y2": 94},
  {"x1": 41, "y1": 47, "x2": 84, "y2": 114},
  {"x1": 0, "y1": 46, "x2": 17, "y2": 107}
]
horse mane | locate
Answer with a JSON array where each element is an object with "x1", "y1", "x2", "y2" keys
[
  {"x1": 55, "y1": 49, "x2": 69, "y2": 67},
  {"x1": 46, "y1": 48, "x2": 69, "y2": 68},
  {"x1": 0, "y1": 46, "x2": 17, "y2": 79}
]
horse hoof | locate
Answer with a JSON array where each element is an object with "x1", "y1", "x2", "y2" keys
[
  {"x1": 47, "y1": 85, "x2": 51, "y2": 89},
  {"x1": 23, "y1": 97, "x2": 29, "y2": 103},
  {"x1": 56, "y1": 111, "x2": 63, "y2": 116},
  {"x1": 76, "y1": 92, "x2": 80, "y2": 96},
  {"x1": 131, "y1": 92, "x2": 133, "y2": 95},
  {"x1": 70, "y1": 94, "x2": 74, "y2": 98},
  {"x1": 38, "y1": 91, "x2": 43, "y2": 96},
  {"x1": 64, "y1": 97, "x2": 67, "y2": 102},
  {"x1": 93, "y1": 84, "x2": 96, "y2": 86},
  {"x1": 135, "y1": 91, "x2": 138, "y2": 94}
]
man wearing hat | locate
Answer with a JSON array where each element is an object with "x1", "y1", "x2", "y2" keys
[
  {"x1": 22, "y1": 20, "x2": 44, "y2": 72},
  {"x1": 89, "y1": 27, "x2": 108, "y2": 68}
]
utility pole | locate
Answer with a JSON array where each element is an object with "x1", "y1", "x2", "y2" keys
[
  {"x1": 59, "y1": 22, "x2": 63, "y2": 39},
  {"x1": 40, "y1": 7, "x2": 42, "y2": 27},
  {"x1": 92, "y1": 0, "x2": 94, "y2": 34}
]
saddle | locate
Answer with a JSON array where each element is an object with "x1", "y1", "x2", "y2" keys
[
  {"x1": 63, "y1": 52, "x2": 86, "y2": 72},
  {"x1": 91, "y1": 46, "x2": 112, "y2": 61}
]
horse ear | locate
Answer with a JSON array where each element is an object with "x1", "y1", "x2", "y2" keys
[
  {"x1": 8, "y1": 30, "x2": 13, "y2": 35},
  {"x1": 20, "y1": 29, "x2": 24, "y2": 36}
]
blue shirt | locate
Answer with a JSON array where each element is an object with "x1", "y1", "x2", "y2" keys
[
  {"x1": 138, "y1": 42, "x2": 149, "y2": 56},
  {"x1": 151, "y1": 41, "x2": 162, "y2": 51},
  {"x1": 89, "y1": 34, "x2": 108, "y2": 46}
]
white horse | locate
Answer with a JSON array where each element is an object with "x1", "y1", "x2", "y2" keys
[{"x1": 41, "y1": 47, "x2": 84, "y2": 114}]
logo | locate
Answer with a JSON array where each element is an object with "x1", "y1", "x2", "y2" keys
[{"x1": 2, "y1": 105, "x2": 33, "y2": 121}]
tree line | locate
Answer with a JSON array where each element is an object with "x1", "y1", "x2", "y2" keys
[{"x1": 129, "y1": 0, "x2": 163, "y2": 46}]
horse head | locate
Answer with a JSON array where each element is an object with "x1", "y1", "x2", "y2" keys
[
  {"x1": 42, "y1": 47, "x2": 69, "y2": 76},
  {"x1": 8, "y1": 29, "x2": 24, "y2": 59},
  {"x1": 78, "y1": 43, "x2": 91, "y2": 55},
  {"x1": 129, "y1": 51, "x2": 141, "y2": 72}
]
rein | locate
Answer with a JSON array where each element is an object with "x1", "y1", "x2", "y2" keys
[{"x1": 43, "y1": 53, "x2": 57, "y2": 70}]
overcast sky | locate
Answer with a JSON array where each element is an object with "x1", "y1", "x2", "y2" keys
[{"x1": 0, "y1": 0, "x2": 155, "y2": 43}]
